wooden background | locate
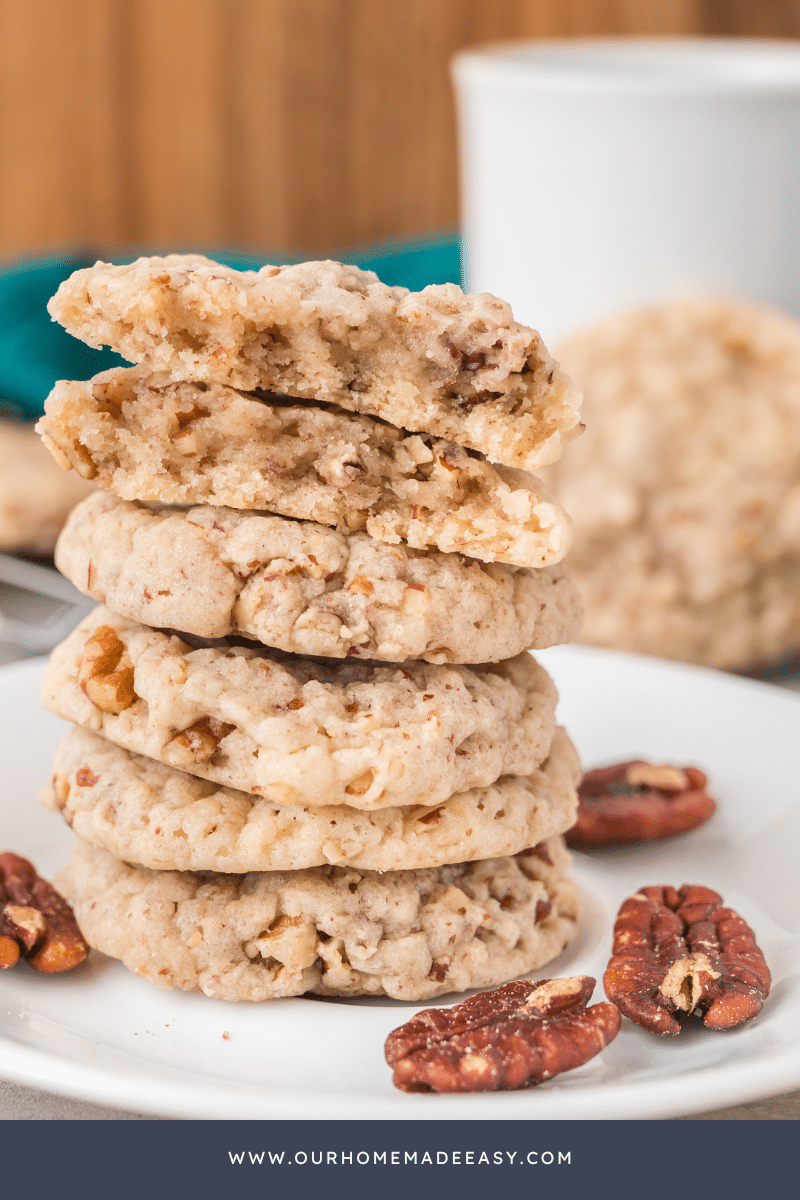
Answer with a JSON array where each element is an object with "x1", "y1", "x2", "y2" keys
[{"x1": 1, "y1": 0, "x2": 798, "y2": 259}]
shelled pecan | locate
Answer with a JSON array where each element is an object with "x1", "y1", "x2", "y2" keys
[
  {"x1": 168, "y1": 716, "x2": 236, "y2": 764},
  {"x1": 78, "y1": 624, "x2": 137, "y2": 713},
  {"x1": 385, "y1": 975, "x2": 621, "y2": 1093},
  {"x1": 0, "y1": 852, "x2": 88, "y2": 973},
  {"x1": 604, "y1": 884, "x2": 770, "y2": 1035},
  {"x1": 566, "y1": 760, "x2": 715, "y2": 848}
]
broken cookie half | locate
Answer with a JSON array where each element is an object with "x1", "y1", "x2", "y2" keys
[{"x1": 47, "y1": 255, "x2": 582, "y2": 471}]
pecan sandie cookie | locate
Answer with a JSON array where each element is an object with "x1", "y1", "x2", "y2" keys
[
  {"x1": 43, "y1": 725, "x2": 580, "y2": 873},
  {"x1": 55, "y1": 491, "x2": 581, "y2": 663},
  {"x1": 42, "y1": 607, "x2": 559, "y2": 809},
  {"x1": 39, "y1": 368, "x2": 573, "y2": 569},
  {"x1": 58, "y1": 837, "x2": 580, "y2": 1001},
  {"x1": 47, "y1": 255, "x2": 582, "y2": 471},
  {"x1": 544, "y1": 296, "x2": 800, "y2": 669}
]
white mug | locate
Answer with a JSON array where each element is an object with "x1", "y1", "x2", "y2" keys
[{"x1": 453, "y1": 38, "x2": 800, "y2": 345}]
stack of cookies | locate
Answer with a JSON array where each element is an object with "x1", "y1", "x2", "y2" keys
[{"x1": 36, "y1": 255, "x2": 585, "y2": 1003}]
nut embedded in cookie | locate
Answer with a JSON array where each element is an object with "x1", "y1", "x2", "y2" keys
[
  {"x1": 384, "y1": 975, "x2": 621, "y2": 1092},
  {"x1": 77, "y1": 624, "x2": 137, "y2": 714},
  {"x1": 603, "y1": 884, "x2": 771, "y2": 1035}
]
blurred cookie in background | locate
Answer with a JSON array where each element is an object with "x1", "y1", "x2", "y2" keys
[
  {"x1": 543, "y1": 297, "x2": 800, "y2": 670},
  {"x1": 0, "y1": 418, "x2": 94, "y2": 555}
]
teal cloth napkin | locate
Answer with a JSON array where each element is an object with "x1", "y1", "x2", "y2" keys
[{"x1": 0, "y1": 235, "x2": 461, "y2": 420}]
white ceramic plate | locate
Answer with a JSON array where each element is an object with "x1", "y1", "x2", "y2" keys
[{"x1": 1, "y1": 647, "x2": 799, "y2": 1120}]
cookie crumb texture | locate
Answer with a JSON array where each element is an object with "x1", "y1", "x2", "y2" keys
[
  {"x1": 42, "y1": 607, "x2": 558, "y2": 810},
  {"x1": 43, "y1": 725, "x2": 580, "y2": 873},
  {"x1": 57, "y1": 837, "x2": 580, "y2": 1001},
  {"x1": 55, "y1": 491, "x2": 581, "y2": 663},
  {"x1": 47, "y1": 256, "x2": 582, "y2": 471},
  {"x1": 39, "y1": 369, "x2": 573, "y2": 569}
]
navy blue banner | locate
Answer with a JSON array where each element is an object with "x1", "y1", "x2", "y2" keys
[{"x1": 1, "y1": 1118, "x2": 794, "y2": 1200}]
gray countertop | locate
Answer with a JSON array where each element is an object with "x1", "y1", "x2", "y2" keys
[{"x1": 2, "y1": 1077, "x2": 798, "y2": 1121}]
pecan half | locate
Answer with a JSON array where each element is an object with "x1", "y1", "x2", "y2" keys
[
  {"x1": 0, "y1": 852, "x2": 89, "y2": 973},
  {"x1": 566, "y1": 759, "x2": 715, "y2": 848},
  {"x1": 78, "y1": 624, "x2": 137, "y2": 713},
  {"x1": 604, "y1": 885, "x2": 771, "y2": 1035},
  {"x1": 385, "y1": 975, "x2": 621, "y2": 1093}
]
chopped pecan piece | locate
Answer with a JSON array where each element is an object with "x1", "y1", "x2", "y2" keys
[
  {"x1": 70, "y1": 439, "x2": 98, "y2": 480},
  {"x1": 0, "y1": 852, "x2": 89, "y2": 973},
  {"x1": 175, "y1": 402, "x2": 210, "y2": 429},
  {"x1": 604, "y1": 884, "x2": 771, "y2": 1035},
  {"x1": 78, "y1": 624, "x2": 137, "y2": 713},
  {"x1": 566, "y1": 759, "x2": 715, "y2": 848},
  {"x1": 348, "y1": 575, "x2": 374, "y2": 596},
  {"x1": 385, "y1": 975, "x2": 620, "y2": 1093},
  {"x1": 168, "y1": 716, "x2": 236, "y2": 763},
  {"x1": 517, "y1": 841, "x2": 554, "y2": 865}
]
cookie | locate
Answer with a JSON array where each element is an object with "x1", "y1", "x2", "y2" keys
[
  {"x1": 42, "y1": 725, "x2": 580, "y2": 873},
  {"x1": 37, "y1": 367, "x2": 573, "y2": 569},
  {"x1": 543, "y1": 296, "x2": 800, "y2": 668},
  {"x1": 46, "y1": 255, "x2": 582, "y2": 471},
  {"x1": 549, "y1": 541, "x2": 800, "y2": 670},
  {"x1": 55, "y1": 492, "x2": 581, "y2": 663},
  {"x1": 57, "y1": 835, "x2": 580, "y2": 1000},
  {"x1": 0, "y1": 418, "x2": 93, "y2": 554},
  {"x1": 42, "y1": 606, "x2": 559, "y2": 810}
]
